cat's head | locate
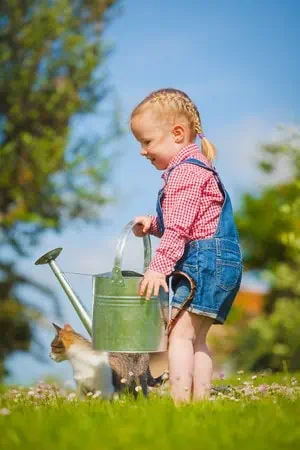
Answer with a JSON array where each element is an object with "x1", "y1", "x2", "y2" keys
[{"x1": 50, "y1": 323, "x2": 90, "y2": 362}]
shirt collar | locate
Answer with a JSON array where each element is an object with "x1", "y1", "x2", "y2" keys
[{"x1": 162, "y1": 143, "x2": 210, "y2": 180}]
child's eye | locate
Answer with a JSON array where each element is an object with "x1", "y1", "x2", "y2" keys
[{"x1": 144, "y1": 140, "x2": 151, "y2": 145}]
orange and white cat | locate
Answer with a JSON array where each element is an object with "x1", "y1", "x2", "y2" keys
[{"x1": 50, "y1": 323, "x2": 114, "y2": 399}]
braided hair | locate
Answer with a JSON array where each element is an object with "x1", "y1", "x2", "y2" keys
[{"x1": 131, "y1": 88, "x2": 216, "y2": 161}]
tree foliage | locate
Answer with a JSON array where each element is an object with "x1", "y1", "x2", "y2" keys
[
  {"x1": 234, "y1": 126, "x2": 300, "y2": 371},
  {"x1": 0, "y1": 0, "x2": 120, "y2": 379}
]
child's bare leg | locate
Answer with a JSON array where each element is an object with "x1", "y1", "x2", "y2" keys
[
  {"x1": 193, "y1": 316, "x2": 214, "y2": 401},
  {"x1": 168, "y1": 310, "x2": 196, "y2": 404}
]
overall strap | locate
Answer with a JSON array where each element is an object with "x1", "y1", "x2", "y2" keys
[
  {"x1": 179, "y1": 158, "x2": 225, "y2": 195},
  {"x1": 165, "y1": 157, "x2": 218, "y2": 181},
  {"x1": 183, "y1": 157, "x2": 218, "y2": 174}
]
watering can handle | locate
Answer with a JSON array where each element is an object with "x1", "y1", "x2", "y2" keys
[{"x1": 112, "y1": 220, "x2": 152, "y2": 282}]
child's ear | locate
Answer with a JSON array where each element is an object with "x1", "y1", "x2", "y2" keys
[
  {"x1": 52, "y1": 323, "x2": 62, "y2": 333},
  {"x1": 64, "y1": 324, "x2": 73, "y2": 332},
  {"x1": 172, "y1": 124, "x2": 185, "y2": 143}
]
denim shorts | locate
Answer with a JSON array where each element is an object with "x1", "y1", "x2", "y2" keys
[{"x1": 171, "y1": 238, "x2": 242, "y2": 324}]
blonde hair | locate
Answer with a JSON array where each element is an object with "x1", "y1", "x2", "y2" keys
[{"x1": 131, "y1": 88, "x2": 216, "y2": 161}]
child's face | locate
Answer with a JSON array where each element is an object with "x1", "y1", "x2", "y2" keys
[{"x1": 131, "y1": 109, "x2": 179, "y2": 170}]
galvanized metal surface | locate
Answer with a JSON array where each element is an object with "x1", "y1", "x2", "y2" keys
[
  {"x1": 92, "y1": 289, "x2": 168, "y2": 352},
  {"x1": 92, "y1": 221, "x2": 169, "y2": 352}
]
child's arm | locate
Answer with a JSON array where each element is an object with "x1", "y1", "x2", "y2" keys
[
  {"x1": 148, "y1": 215, "x2": 163, "y2": 238},
  {"x1": 149, "y1": 165, "x2": 205, "y2": 276},
  {"x1": 133, "y1": 216, "x2": 166, "y2": 300},
  {"x1": 136, "y1": 165, "x2": 205, "y2": 299}
]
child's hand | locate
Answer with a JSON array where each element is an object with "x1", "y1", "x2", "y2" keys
[
  {"x1": 133, "y1": 216, "x2": 152, "y2": 237},
  {"x1": 139, "y1": 270, "x2": 169, "y2": 300}
]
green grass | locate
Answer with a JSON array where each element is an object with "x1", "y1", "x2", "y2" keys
[{"x1": 1, "y1": 373, "x2": 300, "y2": 450}]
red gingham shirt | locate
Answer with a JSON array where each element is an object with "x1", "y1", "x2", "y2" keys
[{"x1": 149, "y1": 143, "x2": 223, "y2": 275}]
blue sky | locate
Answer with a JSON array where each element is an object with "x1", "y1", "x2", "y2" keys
[{"x1": 6, "y1": 0, "x2": 300, "y2": 384}]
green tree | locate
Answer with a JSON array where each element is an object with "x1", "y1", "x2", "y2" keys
[
  {"x1": 0, "y1": 0, "x2": 120, "y2": 379},
  {"x1": 234, "y1": 126, "x2": 300, "y2": 371}
]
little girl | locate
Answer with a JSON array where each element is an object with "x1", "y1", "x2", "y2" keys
[{"x1": 131, "y1": 88, "x2": 242, "y2": 403}]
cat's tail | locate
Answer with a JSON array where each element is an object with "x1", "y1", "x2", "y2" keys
[{"x1": 147, "y1": 368, "x2": 164, "y2": 387}]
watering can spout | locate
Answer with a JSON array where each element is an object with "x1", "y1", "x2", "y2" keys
[
  {"x1": 35, "y1": 248, "x2": 92, "y2": 336},
  {"x1": 35, "y1": 222, "x2": 169, "y2": 357}
]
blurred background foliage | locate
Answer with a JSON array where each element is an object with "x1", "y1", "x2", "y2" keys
[
  {"x1": 232, "y1": 126, "x2": 300, "y2": 372},
  {"x1": 0, "y1": 0, "x2": 121, "y2": 379}
]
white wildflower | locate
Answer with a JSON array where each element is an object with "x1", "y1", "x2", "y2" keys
[
  {"x1": 120, "y1": 378, "x2": 127, "y2": 384},
  {"x1": 67, "y1": 392, "x2": 77, "y2": 401},
  {"x1": 135, "y1": 386, "x2": 142, "y2": 392},
  {"x1": 92, "y1": 391, "x2": 101, "y2": 399},
  {"x1": 0, "y1": 408, "x2": 10, "y2": 416},
  {"x1": 129, "y1": 372, "x2": 134, "y2": 377},
  {"x1": 251, "y1": 375, "x2": 257, "y2": 380}
]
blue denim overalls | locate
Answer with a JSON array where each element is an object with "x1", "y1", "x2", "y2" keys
[{"x1": 156, "y1": 158, "x2": 243, "y2": 324}]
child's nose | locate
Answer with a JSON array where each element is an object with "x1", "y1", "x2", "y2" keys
[{"x1": 140, "y1": 148, "x2": 147, "y2": 156}]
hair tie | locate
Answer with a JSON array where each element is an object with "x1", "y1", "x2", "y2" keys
[{"x1": 198, "y1": 133, "x2": 205, "y2": 140}]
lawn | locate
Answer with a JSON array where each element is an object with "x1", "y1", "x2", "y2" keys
[{"x1": 1, "y1": 372, "x2": 300, "y2": 450}]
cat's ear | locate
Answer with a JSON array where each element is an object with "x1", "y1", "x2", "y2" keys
[
  {"x1": 52, "y1": 323, "x2": 62, "y2": 333},
  {"x1": 64, "y1": 324, "x2": 73, "y2": 332}
]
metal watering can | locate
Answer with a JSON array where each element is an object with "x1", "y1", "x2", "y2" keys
[{"x1": 35, "y1": 221, "x2": 169, "y2": 354}]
